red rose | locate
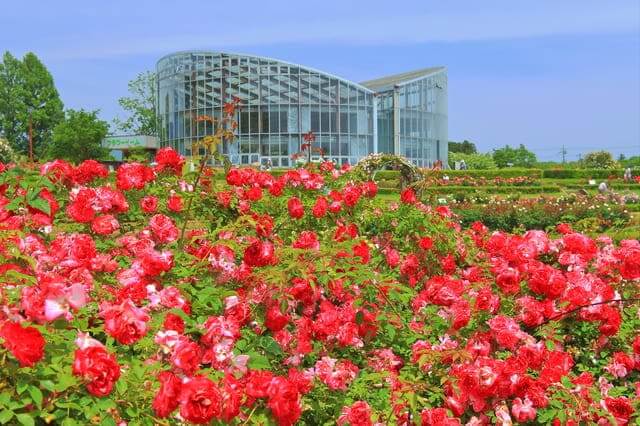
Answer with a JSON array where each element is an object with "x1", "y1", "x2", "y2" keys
[
  {"x1": 400, "y1": 188, "x2": 417, "y2": 204},
  {"x1": 604, "y1": 397, "x2": 634, "y2": 422},
  {"x1": 148, "y1": 214, "x2": 179, "y2": 244},
  {"x1": 338, "y1": 401, "x2": 373, "y2": 426},
  {"x1": 163, "y1": 313, "x2": 185, "y2": 334},
  {"x1": 71, "y1": 159, "x2": 108, "y2": 184},
  {"x1": 72, "y1": 346, "x2": 120, "y2": 397},
  {"x1": 292, "y1": 231, "x2": 320, "y2": 250},
  {"x1": 362, "y1": 181, "x2": 377, "y2": 198},
  {"x1": 167, "y1": 194, "x2": 183, "y2": 212},
  {"x1": 179, "y1": 376, "x2": 222, "y2": 424},
  {"x1": 385, "y1": 248, "x2": 400, "y2": 267},
  {"x1": 243, "y1": 239, "x2": 276, "y2": 267},
  {"x1": 312, "y1": 196, "x2": 328, "y2": 218},
  {"x1": 116, "y1": 162, "x2": 155, "y2": 191},
  {"x1": 153, "y1": 371, "x2": 182, "y2": 418},
  {"x1": 155, "y1": 147, "x2": 185, "y2": 175},
  {"x1": 140, "y1": 196, "x2": 158, "y2": 213},
  {"x1": 287, "y1": 197, "x2": 304, "y2": 219},
  {"x1": 171, "y1": 338, "x2": 201, "y2": 375},
  {"x1": 99, "y1": 299, "x2": 150, "y2": 345},
  {"x1": 419, "y1": 236, "x2": 434, "y2": 250},
  {"x1": 265, "y1": 305, "x2": 289, "y2": 332},
  {"x1": 267, "y1": 376, "x2": 302, "y2": 426},
  {"x1": 91, "y1": 214, "x2": 120, "y2": 235},
  {"x1": 0, "y1": 321, "x2": 46, "y2": 367}
]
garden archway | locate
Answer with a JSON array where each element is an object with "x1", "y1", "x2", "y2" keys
[{"x1": 352, "y1": 153, "x2": 422, "y2": 189}]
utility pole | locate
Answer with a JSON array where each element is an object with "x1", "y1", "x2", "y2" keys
[{"x1": 559, "y1": 145, "x2": 567, "y2": 163}]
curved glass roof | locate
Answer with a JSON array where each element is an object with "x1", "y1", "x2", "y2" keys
[
  {"x1": 360, "y1": 67, "x2": 446, "y2": 92},
  {"x1": 157, "y1": 50, "x2": 375, "y2": 94}
]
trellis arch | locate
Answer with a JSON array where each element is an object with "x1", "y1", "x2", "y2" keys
[{"x1": 352, "y1": 153, "x2": 422, "y2": 188}]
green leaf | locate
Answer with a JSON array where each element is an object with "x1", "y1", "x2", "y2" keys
[
  {"x1": 27, "y1": 197, "x2": 51, "y2": 215},
  {"x1": 54, "y1": 374, "x2": 77, "y2": 392},
  {"x1": 3, "y1": 197, "x2": 22, "y2": 212},
  {"x1": 0, "y1": 410, "x2": 13, "y2": 424},
  {"x1": 247, "y1": 352, "x2": 271, "y2": 370},
  {"x1": 60, "y1": 419, "x2": 77, "y2": 426},
  {"x1": 16, "y1": 414, "x2": 34, "y2": 426},
  {"x1": 27, "y1": 386, "x2": 43, "y2": 409},
  {"x1": 16, "y1": 380, "x2": 28, "y2": 395}
]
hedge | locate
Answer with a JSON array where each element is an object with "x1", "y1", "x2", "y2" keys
[
  {"x1": 418, "y1": 185, "x2": 561, "y2": 195},
  {"x1": 425, "y1": 168, "x2": 543, "y2": 179},
  {"x1": 541, "y1": 169, "x2": 625, "y2": 179},
  {"x1": 560, "y1": 183, "x2": 640, "y2": 190}
]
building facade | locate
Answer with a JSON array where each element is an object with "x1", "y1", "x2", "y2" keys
[{"x1": 157, "y1": 51, "x2": 447, "y2": 167}]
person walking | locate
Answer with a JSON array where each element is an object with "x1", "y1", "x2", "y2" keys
[{"x1": 624, "y1": 167, "x2": 632, "y2": 182}]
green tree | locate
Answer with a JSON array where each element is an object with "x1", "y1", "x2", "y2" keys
[
  {"x1": 492, "y1": 144, "x2": 537, "y2": 168},
  {"x1": 0, "y1": 52, "x2": 64, "y2": 158},
  {"x1": 47, "y1": 109, "x2": 109, "y2": 163},
  {"x1": 581, "y1": 151, "x2": 619, "y2": 169},
  {"x1": 113, "y1": 71, "x2": 157, "y2": 135},
  {"x1": 448, "y1": 152, "x2": 496, "y2": 169},
  {"x1": 620, "y1": 156, "x2": 640, "y2": 168},
  {"x1": 448, "y1": 140, "x2": 477, "y2": 154}
]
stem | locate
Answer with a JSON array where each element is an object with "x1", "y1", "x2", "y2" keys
[
  {"x1": 242, "y1": 404, "x2": 258, "y2": 425},
  {"x1": 178, "y1": 152, "x2": 210, "y2": 247},
  {"x1": 535, "y1": 297, "x2": 640, "y2": 329}
]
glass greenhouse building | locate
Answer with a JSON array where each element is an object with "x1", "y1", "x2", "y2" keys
[{"x1": 156, "y1": 51, "x2": 447, "y2": 167}]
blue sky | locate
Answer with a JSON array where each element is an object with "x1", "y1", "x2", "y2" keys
[{"x1": 1, "y1": 0, "x2": 639, "y2": 160}]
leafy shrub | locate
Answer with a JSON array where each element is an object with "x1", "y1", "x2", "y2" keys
[
  {"x1": 448, "y1": 152, "x2": 496, "y2": 169},
  {"x1": 542, "y1": 169, "x2": 625, "y2": 179},
  {"x1": 581, "y1": 151, "x2": 619, "y2": 169}
]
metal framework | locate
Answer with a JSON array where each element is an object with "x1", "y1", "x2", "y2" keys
[{"x1": 157, "y1": 51, "x2": 447, "y2": 167}]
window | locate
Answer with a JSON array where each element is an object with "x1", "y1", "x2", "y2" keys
[
  {"x1": 270, "y1": 111, "x2": 279, "y2": 133},
  {"x1": 311, "y1": 111, "x2": 320, "y2": 132}
]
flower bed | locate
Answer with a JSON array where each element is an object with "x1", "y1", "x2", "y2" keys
[
  {"x1": 0, "y1": 153, "x2": 638, "y2": 425},
  {"x1": 420, "y1": 176, "x2": 539, "y2": 187},
  {"x1": 451, "y1": 194, "x2": 632, "y2": 233}
]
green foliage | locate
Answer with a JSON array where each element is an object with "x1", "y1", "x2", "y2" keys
[
  {"x1": 581, "y1": 151, "x2": 619, "y2": 169},
  {"x1": 542, "y1": 169, "x2": 624, "y2": 179},
  {"x1": 123, "y1": 146, "x2": 152, "y2": 163},
  {"x1": 448, "y1": 152, "x2": 496, "y2": 169},
  {"x1": 451, "y1": 194, "x2": 631, "y2": 232},
  {"x1": 112, "y1": 71, "x2": 157, "y2": 136},
  {"x1": 47, "y1": 109, "x2": 109, "y2": 163},
  {"x1": 492, "y1": 144, "x2": 537, "y2": 168},
  {"x1": 619, "y1": 155, "x2": 640, "y2": 169},
  {"x1": 0, "y1": 51, "x2": 64, "y2": 157},
  {"x1": 447, "y1": 139, "x2": 477, "y2": 154}
]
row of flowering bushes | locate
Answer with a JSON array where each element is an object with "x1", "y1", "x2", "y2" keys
[
  {"x1": 449, "y1": 194, "x2": 632, "y2": 234},
  {"x1": 0, "y1": 148, "x2": 638, "y2": 425},
  {"x1": 418, "y1": 176, "x2": 539, "y2": 187}
]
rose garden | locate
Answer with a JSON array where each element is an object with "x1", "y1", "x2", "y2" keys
[{"x1": 0, "y1": 101, "x2": 639, "y2": 425}]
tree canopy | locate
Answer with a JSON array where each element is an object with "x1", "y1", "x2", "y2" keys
[
  {"x1": 47, "y1": 109, "x2": 109, "y2": 163},
  {"x1": 448, "y1": 152, "x2": 496, "y2": 169},
  {"x1": 113, "y1": 71, "x2": 157, "y2": 136},
  {"x1": 0, "y1": 52, "x2": 64, "y2": 158},
  {"x1": 492, "y1": 144, "x2": 537, "y2": 168},
  {"x1": 448, "y1": 140, "x2": 477, "y2": 154}
]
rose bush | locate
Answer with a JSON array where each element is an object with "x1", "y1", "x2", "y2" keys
[{"x1": 0, "y1": 147, "x2": 638, "y2": 425}]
